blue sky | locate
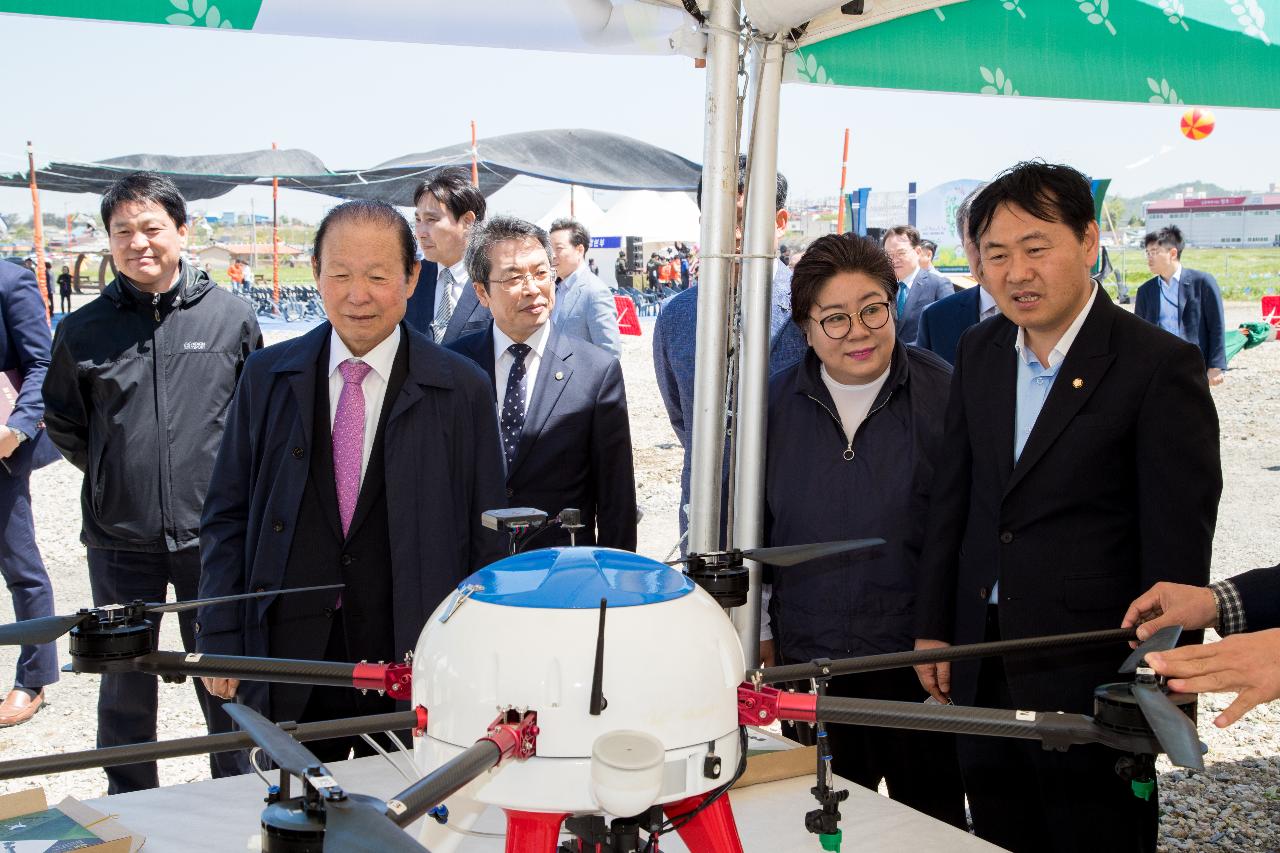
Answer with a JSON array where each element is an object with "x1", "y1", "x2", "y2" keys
[{"x1": 2, "y1": 14, "x2": 1278, "y2": 223}]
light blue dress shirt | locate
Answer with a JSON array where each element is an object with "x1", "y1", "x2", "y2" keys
[
  {"x1": 991, "y1": 284, "x2": 1099, "y2": 604},
  {"x1": 1156, "y1": 264, "x2": 1183, "y2": 338}
]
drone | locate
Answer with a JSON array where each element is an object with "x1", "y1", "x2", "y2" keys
[{"x1": 0, "y1": 510, "x2": 1203, "y2": 853}]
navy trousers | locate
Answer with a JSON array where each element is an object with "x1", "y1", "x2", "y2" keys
[
  {"x1": 0, "y1": 471, "x2": 59, "y2": 692},
  {"x1": 86, "y1": 547, "x2": 248, "y2": 793}
]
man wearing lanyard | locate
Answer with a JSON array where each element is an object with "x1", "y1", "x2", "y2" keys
[{"x1": 1135, "y1": 225, "x2": 1227, "y2": 386}]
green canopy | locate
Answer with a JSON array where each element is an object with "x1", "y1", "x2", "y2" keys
[{"x1": 789, "y1": 0, "x2": 1280, "y2": 109}]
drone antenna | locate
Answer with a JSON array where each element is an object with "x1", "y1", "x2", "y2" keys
[{"x1": 589, "y1": 597, "x2": 608, "y2": 716}]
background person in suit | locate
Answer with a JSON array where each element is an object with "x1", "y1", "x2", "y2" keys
[
  {"x1": 197, "y1": 201, "x2": 506, "y2": 761},
  {"x1": 548, "y1": 218, "x2": 622, "y2": 358},
  {"x1": 405, "y1": 168, "x2": 492, "y2": 345},
  {"x1": 652, "y1": 157, "x2": 801, "y2": 546},
  {"x1": 912, "y1": 162, "x2": 1221, "y2": 853},
  {"x1": 449, "y1": 216, "x2": 636, "y2": 549},
  {"x1": 1134, "y1": 225, "x2": 1227, "y2": 385},
  {"x1": 915, "y1": 187, "x2": 1002, "y2": 365},
  {"x1": 1124, "y1": 565, "x2": 1280, "y2": 728},
  {"x1": 882, "y1": 225, "x2": 954, "y2": 344},
  {"x1": 0, "y1": 260, "x2": 62, "y2": 727}
]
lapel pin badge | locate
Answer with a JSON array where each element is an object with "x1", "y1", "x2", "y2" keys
[
  {"x1": 555, "y1": 371, "x2": 565, "y2": 381},
  {"x1": 1072, "y1": 377, "x2": 1084, "y2": 389}
]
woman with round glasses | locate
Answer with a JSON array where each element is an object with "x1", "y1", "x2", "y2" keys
[{"x1": 761, "y1": 232, "x2": 966, "y2": 826}]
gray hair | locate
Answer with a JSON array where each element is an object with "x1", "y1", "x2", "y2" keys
[{"x1": 465, "y1": 215, "x2": 554, "y2": 288}]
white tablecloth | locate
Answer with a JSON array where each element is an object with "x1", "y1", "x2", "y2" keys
[{"x1": 88, "y1": 755, "x2": 1002, "y2": 852}]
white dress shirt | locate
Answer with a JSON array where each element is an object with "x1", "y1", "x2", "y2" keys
[
  {"x1": 978, "y1": 286, "x2": 1001, "y2": 320},
  {"x1": 493, "y1": 320, "x2": 552, "y2": 406},
  {"x1": 328, "y1": 325, "x2": 400, "y2": 487}
]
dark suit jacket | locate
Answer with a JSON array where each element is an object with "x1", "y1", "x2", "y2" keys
[
  {"x1": 448, "y1": 323, "x2": 637, "y2": 550},
  {"x1": 1230, "y1": 565, "x2": 1280, "y2": 632},
  {"x1": 915, "y1": 288, "x2": 1221, "y2": 713},
  {"x1": 1134, "y1": 267, "x2": 1227, "y2": 370},
  {"x1": 403, "y1": 261, "x2": 491, "y2": 345},
  {"x1": 913, "y1": 285, "x2": 983, "y2": 365},
  {"x1": 196, "y1": 322, "x2": 508, "y2": 710},
  {"x1": 0, "y1": 261, "x2": 60, "y2": 477},
  {"x1": 897, "y1": 268, "x2": 954, "y2": 344}
]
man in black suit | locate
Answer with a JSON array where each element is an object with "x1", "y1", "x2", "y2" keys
[
  {"x1": 1134, "y1": 225, "x2": 1227, "y2": 386},
  {"x1": 405, "y1": 168, "x2": 491, "y2": 345},
  {"x1": 882, "y1": 225, "x2": 954, "y2": 343},
  {"x1": 1123, "y1": 565, "x2": 1280, "y2": 728},
  {"x1": 449, "y1": 216, "x2": 636, "y2": 550},
  {"x1": 912, "y1": 162, "x2": 1221, "y2": 853},
  {"x1": 0, "y1": 260, "x2": 61, "y2": 727},
  {"x1": 915, "y1": 187, "x2": 1003, "y2": 364}
]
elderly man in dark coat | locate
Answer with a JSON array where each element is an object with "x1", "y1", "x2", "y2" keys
[{"x1": 197, "y1": 201, "x2": 506, "y2": 759}]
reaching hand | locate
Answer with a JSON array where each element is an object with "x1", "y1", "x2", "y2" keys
[
  {"x1": 913, "y1": 638, "x2": 952, "y2": 704},
  {"x1": 203, "y1": 677, "x2": 239, "y2": 701},
  {"x1": 1121, "y1": 581, "x2": 1217, "y2": 646},
  {"x1": 1146, "y1": 629, "x2": 1280, "y2": 727}
]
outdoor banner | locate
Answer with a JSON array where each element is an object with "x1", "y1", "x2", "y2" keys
[
  {"x1": 789, "y1": 0, "x2": 1280, "y2": 109},
  {"x1": 0, "y1": 0, "x2": 694, "y2": 54}
]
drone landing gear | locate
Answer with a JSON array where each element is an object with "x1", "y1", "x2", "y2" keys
[
  {"x1": 505, "y1": 810, "x2": 571, "y2": 853},
  {"x1": 662, "y1": 793, "x2": 744, "y2": 853}
]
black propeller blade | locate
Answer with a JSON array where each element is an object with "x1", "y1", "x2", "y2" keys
[
  {"x1": 665, "y1": 538, "x2": 885, "y2": 568},
  {"x1": 0, "y1": 613, "x2": 89, "y2": 647},
  {"x1": 1119, "y1": 625, "x2": 1183, "y2": 674},
  {"x1": 325, "y1": 796, "x2": 431, "y2": 853},
  {"x1": 224, "y1": 704, "x2": 329, "y2": 781},
  {"x1": 0, "y1": 584, "x2": 342, "y2": 647},
  {"x1": 742, "y1": 538, "x2": 885, "y2": 567},
  {"x1": 1131, "y1": 681, "x2": 1205, "y2": 770},
  {"x1": 223, "y1": 705, "x2": 431, "y2": 852}
]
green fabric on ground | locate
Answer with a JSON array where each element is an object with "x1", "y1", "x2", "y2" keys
[{"x1": 1225, "y1": 322, "x2": 1274, "y2": 362}]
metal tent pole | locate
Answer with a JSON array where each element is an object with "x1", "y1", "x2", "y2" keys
[
  {"x1": 730, "y1": 36, "x2": 784, "y2": 668},
  {"x1": 687, "y1": 0, "x2": 742, "y2": 556}
]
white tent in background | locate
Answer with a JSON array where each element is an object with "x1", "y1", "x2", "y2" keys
[
  {"x1": 595, "y1": 190, "x2": 700, "y2": 244},
  {"x1": 534, "y1": 189, "x2": 606, "y2": 233}
]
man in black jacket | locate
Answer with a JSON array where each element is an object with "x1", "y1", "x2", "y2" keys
[
  {"x1": 912, "y1": 162, "x2": 1220, "y2": 853},
  {"x1": 42, "y1": 172, "x2": 261, "y2": 793}
]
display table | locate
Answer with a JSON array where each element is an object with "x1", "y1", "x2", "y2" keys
[{"x1": 87, "y1": 755, "x2": 1002, "y2": 852}]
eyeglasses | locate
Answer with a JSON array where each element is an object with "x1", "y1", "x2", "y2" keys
[
  {"x1": 491, "y1": 268, "x2": 553, "y2": 290},
  {"x1": 885, "y1": 250, "x2": 916, "y2": 261},
  {"x1": 809, "y1": 302, "x2": 892, "y2": 339}
]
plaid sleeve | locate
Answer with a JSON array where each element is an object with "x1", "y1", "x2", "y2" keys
[{"x1": 1210, "y1": 579, "x2": 1247, "y2": 636}]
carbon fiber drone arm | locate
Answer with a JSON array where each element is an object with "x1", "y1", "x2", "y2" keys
[
  {"x1": 133, "y1": 651, "x2": 413, "y2": 699},
  {"x1": 737, "y1": 684, "x2": 1162, "y2": 755}
]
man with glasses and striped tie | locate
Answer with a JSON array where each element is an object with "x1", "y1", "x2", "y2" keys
[{"x1": 406, "y1": 168, "x2": 492, "y2": 345}]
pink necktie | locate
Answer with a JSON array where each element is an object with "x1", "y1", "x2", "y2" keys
[{"x1": 333, "y1": 359, "x2": 373, "y2": 537}]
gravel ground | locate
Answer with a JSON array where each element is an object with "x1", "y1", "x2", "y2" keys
[{"x1": 2, "y1": 306, "x2": 1277, "y2": 852}]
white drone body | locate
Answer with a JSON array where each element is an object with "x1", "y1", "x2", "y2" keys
[{"x1": 410, "y1": 547, "x2": 745, "y2": 848}]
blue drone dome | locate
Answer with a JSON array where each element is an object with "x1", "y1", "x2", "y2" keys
[{"x1": 461, "y1": 547, "x2": 695, "y2": 609}]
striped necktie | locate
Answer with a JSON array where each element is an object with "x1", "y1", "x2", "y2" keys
[{"x1": 433, "y1": 268, "x2": 457, "y2": 343}]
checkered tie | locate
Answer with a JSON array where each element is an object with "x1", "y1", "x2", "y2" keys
[
  {"x1": 432, "y1": 268, "x2": 457, "y2": 343},
  {"x1": 333, "y1": 359, "x2": 372, "y2": 537},
  {"x1": 500, "y1": 344, "x2": 531, "y2": 468}
]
